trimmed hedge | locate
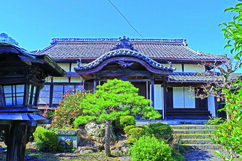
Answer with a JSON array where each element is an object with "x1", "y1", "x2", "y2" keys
[
  {"x1": 115, "y1": 116, "x2": 136, "y2": 130},
  {"x1": 143, "y1": 122, "x2": 173, "y2": 143},
  {"x1": 127, "y1": 127, "x2": 144, "y2": 143},
  {"x1": 33, "y1": 126, "x2": 59, "y2": 152},
  {"x1": 124, "y1": 122, "x2": 173, "y2": 143},
  {"x1": 124, "y1": 125, "x2": 136, "y2": 134},
  {"x1": 130, "y1": 135, "x2": 171, "y2": 161}
]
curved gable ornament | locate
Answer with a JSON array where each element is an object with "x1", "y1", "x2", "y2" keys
[{"x1": 75, "y1": 49, "x2": 174, "y2": 76}]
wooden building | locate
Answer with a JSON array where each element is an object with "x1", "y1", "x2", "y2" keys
[{"x1": 35, "y1": 37, "x2": 227, "y2": 120}]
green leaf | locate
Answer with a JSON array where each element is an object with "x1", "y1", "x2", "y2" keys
[{"x1": 224, "y1": 7, "x2": 234, "y2": 12}]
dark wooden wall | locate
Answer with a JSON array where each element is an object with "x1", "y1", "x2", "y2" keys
[{"x1": 132, "y1": 82, "x2": 146, "y2": 97}]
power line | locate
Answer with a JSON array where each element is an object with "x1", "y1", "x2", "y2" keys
[{"x1": 107, "y1": 0, "x2": 143, "y2": 38}]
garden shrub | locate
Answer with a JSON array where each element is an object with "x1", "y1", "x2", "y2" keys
[
  {"x1": 46, "y1": 111, "x2": 54, "y2": 119},
  {"x1": 52, "y1": 90, "x2": 86, "y2": 129},
  {"x1": 205, "y1": 116, "x2": 224, "y2": 125},
  {"x1": 143, "y1": 122, "x2": 173, "y2": 143},
  {"x1": 171, "y1": 146, "x2": 185, "y2": 161},
  {"x1": 115, "y1": 116, "x2": 136, "y2": 130},
  {"x1": 33, "y1": 126, "x2": 58, "y2": 152},
  {"x1": 124, "y1": 125, "x2": 136, "y2": 134},
  {"x1": 126, "y1": 127, "x2": 144, "y2": 143},
  {"x1": 130, "y1": 135, "x2": 172, "y2": 161}
]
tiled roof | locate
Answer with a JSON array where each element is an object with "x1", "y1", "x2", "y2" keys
[
  {"x1": 0, "y1": 42, "x2": 66, "y2": 76},
  {"x1": 167, "y1": 72, "x2": 241, "y2": 83},
  {"x1": 36, "y1": 38, "x2": 227, "y2": 61},
  {"x1": 75, "y1": 49, "x2": 173, "y2": 71}
]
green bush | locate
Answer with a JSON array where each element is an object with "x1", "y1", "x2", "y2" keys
[
  {"x1": 52, "y1": 90, "x2": 85, "y2": 129},
  {"x1": 130, "y1": 135, "x2": 172, "y2": 161},
  {"x1": 205, "y1": 116, "x2": 224, "y2": 125},
  {"x1": 115, "y1": 116, "x2": 136, "y2": 130},
  {"x1": 171, "y1": 146, "x2": 185, "y2": 161},
  {"x1": 124, "y1": 125, "x2": 136, "y2": 134},
  {"x1": 33, "y1": 126, "x2": 58, "y2": 152},
  {"x1": 143, "y1": 122, "x2": 173, "y2": 143},
  {"x1": 127, "y1": 127, "x2": 144, "y2": 143},
  {"x1": 45, "y1": 110, "x2": 54, "y2": 119}
]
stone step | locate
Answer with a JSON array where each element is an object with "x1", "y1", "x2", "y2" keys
[
  {"x1": 174, "y1": 134, "x2": 214, "y2": 139},
  {"x1": 171, "y1": 125, "x2": 217, "y2": 130},
  {"x1": 181, "y1": 144, "x2": 223, "y2": 150},
  {"x1": 173, "y1": 129, "x2": 214, "y2": 134},
  {"x1": 179, "y1": 139, "x2": 213, "y2": 144}
]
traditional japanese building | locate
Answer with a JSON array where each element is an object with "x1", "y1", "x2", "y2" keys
[{"x1": 35, "y1": 37, "x2": 228, "y2": 120}]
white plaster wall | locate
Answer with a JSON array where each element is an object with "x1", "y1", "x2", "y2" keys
[
  {"x1": 53, "y1": 77, "x2": 69, "y2": 82},
  {"x1": 45, "y1": 76, "x2": 52, "y2": 82},
  {"x1": 161, "y1": 64, "x2": 182, "y2": 72},
  {"x1": 71, "y1": 63, "x2": 78, "y2": 72},
  {"x1": 57, "y1": 63, "x2": 70, "y2": 72},
  {"x1": 184, "y1": 64, "x2": 204, "y2": 72},
  {"x1": 208, "y1": 96, "x2": 216, "y2": 117},
  {"x1": 172, "y1": 64, "x2": 182, "y2": 72},
  {"x1": 71, "y1": 77, "x2": 83, "y2": 83}
]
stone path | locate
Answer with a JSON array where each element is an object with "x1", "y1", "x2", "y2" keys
[{"x1": 183, "y1": 149, "x2": 241, "y2": 161}]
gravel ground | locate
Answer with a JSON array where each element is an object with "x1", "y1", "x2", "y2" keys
[{"x1": 183, "y1": 149, "x2": 241, "y2": 161}]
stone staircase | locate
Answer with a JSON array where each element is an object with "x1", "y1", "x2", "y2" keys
[{"x1": 171, "y1": 125, "x2": 223, "y2": 150}]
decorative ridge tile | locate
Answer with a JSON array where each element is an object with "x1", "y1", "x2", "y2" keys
[{"x1": 75, "y1": 49, "x2": 174, "y2": 71}]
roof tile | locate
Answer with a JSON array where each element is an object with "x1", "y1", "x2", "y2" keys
[{"x1": 36, "y1": 38, "x2": 227, "y2": 61}]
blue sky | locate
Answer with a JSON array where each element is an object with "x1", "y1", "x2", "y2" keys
[{"x1": 0, "y1": 0, "x2": 238, "y2": 57}]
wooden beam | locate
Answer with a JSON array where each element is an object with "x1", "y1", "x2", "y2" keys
[
  {"x1": 96, "y1": 69, "x2": 152, "y2": 78},
  {"x1": 166, "y1": 82, "x2": 207, "y2": 87},
  {"x1": 146, "y1": 81, "x2": 149, "y2": 99},
  {"x1": 151, "y1": 79, "x2": 154, "y2": 107},
  {"x1": 97, "y1": 79, "x2": 151, "y2": 82},
  {"x1": 163, "y1": 83, "x2": 167, "y2": 120}
]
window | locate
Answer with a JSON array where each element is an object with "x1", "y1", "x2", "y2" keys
[
  {"x1": 52, "y1": 84, "x2": 82, "y2": 104},
  {"x1": 38, "y1": 85, "x2": 50, "y2": 104},
  {"x1": 38, "y1": 84, "x2": 83, "y2": 106},
  {"x1": 173, "y1": 87, "x2": 195, "y2": 108},
  {"x1": 52, "y1": 85, "x2": 63, "y2": 104},
  {"x1": 3, "y1": 84, "x2": 25, "y2": 106},
  {"x1": 28, "y1": 85, "x2": 37, "y2": 105}
]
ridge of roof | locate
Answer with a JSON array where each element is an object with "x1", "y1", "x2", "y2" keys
[
  {"x1": 50, "y1": 38, "x2": 187, "y2": 46},
  {"x1": 183, "y1": 46, "x2": 227, "y2": 60},
  {"x1": 36, "y1": 43, "x2": 56, "y2": 55},
  {"x1": 35, "y1": 37, "x2": 226, "y2": 61}
]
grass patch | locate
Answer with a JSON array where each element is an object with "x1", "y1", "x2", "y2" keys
[
  {"x1": 26, "y1": 149, "x2": 129, "y2": 161},
  {"x1": 0, "y1": 142, "x2": 129, "y2": 161}
]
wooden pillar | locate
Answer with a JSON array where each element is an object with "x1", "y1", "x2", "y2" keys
[
  {"x1": 163, "y1": 83, "x2": 167, "y2": 120},
  {"x1": 151, "y1": 79, "x2": 154, "y2": 107},
  {"x1": 50, "y1": 76, "x2": 53, "y2": 107},
  {"x1": 5, "y1": 122, "x2": 28, "y2": 161},
  {"x1": 214, "y1": 96, "x2": 218, "y2": 117},
  {"x1": 93, "y1": 79, "x2": 96, "y2": 91},
  {"x1": 146, "y1": 81, "x2": 149, "y2": 99}
]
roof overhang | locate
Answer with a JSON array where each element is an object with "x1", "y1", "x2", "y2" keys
[
  {"x1": 75, "y1": 49, "x2": 174, "y2": 80},
  {"x1": 0, "y1": 42, "x2": 66, "y2": 77}
]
